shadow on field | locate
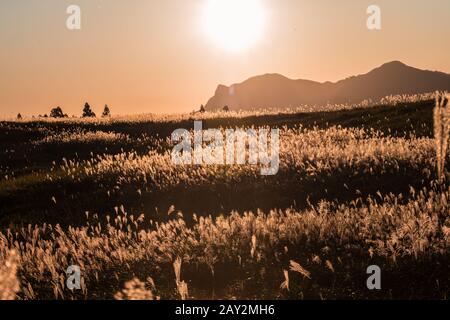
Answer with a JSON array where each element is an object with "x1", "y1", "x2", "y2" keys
[{"x1": 0, "y1": 161, "x2": 436, "y2": 227}]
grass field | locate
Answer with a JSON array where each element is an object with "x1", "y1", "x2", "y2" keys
[{"x1": 0, "y1": 99, "x2": 449, "y2": 300}]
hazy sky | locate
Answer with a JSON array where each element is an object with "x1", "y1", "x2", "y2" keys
[{"x1": 1, "y1": 0, "x2": 450, "y2": 117}]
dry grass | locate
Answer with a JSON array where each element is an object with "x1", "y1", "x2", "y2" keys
[
  {"x1": 0, "y1": 96, "x2": 448, "y2": 300},
  {"x1": 114, "y1": 278, "x2": 155, "y2": 300},
  {"x1": 47, "y1": 126, "x2": 437, "y2": 192},
  {"x1": 33, "y1": 130, "x2": 130, "y2": 146},
  {"x1": 2, "y1": 92, "x2": 436, "y2": 123},
  {"x1": 434, "y1": 93, "x2": 450, "y2": 183},
  {"x1": 0, "y1": 184, "x2": 448, "y2": 299},
  {"x1": 0, "y1": 250, "x2": 20, "y2": 300}
]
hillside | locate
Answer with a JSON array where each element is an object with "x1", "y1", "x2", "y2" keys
[{"x1": 205, "y1": 61, "x2": 450, "y2": 110}]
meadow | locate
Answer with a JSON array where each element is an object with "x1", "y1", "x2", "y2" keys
[{"x1": 0, "y1": 96, "x2": 449, "y2": 300}]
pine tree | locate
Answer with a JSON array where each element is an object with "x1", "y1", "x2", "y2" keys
[
  {"x1": 82, "y1": 103, "x2": 96, "y2": 118},
  {"x1": 50, "y1": 107, "x2": 66, "y2": 118},
  {"x1": 102, "y1": 105, "x2": 111, "y2": 118}
]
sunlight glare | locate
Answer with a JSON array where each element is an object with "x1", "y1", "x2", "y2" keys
[{"x1": 202, "y1": 0, "x2": 266, "y2": 52}]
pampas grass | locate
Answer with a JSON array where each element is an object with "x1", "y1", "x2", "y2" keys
[
  {"x1": 115, "y1": 278, "x2": 155, "y2": 300},
  {"x1": 173, "y1": 258, "x2": 189, "y2": 300},
  {"x1": 0, "y1": 250, "x2": 20, "y2": 300},
  {"x1": 434, "y1": 92, "x2": 450, "y2": 183},
  {"x1": 0, "y1": 98, "x2": 448, "y2": 300},
  {"x1": 0, "y1": 185, "x2": 448, "y2": 299}
]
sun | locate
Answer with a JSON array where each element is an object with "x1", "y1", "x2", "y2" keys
[{"x1": 202, "y1": 0, "x2": 266, "y2": 52}]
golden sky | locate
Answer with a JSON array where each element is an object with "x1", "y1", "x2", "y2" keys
[{"x1": 1, "y1": 0, "x2": 450, "y2": 117}]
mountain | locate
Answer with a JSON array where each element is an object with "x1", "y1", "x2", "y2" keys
[{"x1": 204, "y1": 61, "x2": 450, "y2": 110}]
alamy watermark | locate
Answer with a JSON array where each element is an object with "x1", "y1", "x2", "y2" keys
[
  {"x1": 367, "y1": 5, "x2": 381, "y2": 30},
  {"x1": 171, "y1": 121, "x2": 279, "y2": 175},
  {"x1": 65, "y1": 5, "x2": 380, "y2": 32},
  {"x1": 366, "y1": 265, "x2": 381, "y2": 290},
  {"x1": 66, "y1": 265, "x2": 81, "y2": 290},
  {"x1": 66, "y1": 5, "x2": 81, "y2": 30}
]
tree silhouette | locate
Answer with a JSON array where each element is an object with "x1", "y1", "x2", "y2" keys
[
  {"x1": 17, "y1": 113, "x2": 22, "y2": 120},
  {"x1": 102, "y1": 105, "x2": 111, "y2": 118},
  {"x1": 223, "y1": 105, "x2": 230, "y2": 112},
  {"x1": 50, "y1": 107, "x2": 67, "y2": 118},
  {"x1": 199, "y1": 105, "x2": 206, "y2": 113},
  {"x1": 82, "y1": 103, "x2": 96, "y2": 118}
]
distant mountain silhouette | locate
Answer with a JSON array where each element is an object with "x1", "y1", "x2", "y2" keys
[{"x1": 205, "y1": 61, "x2": 450, "y2": 110}]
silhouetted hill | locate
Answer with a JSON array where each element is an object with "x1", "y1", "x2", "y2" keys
[{"x1": 205, "y1": 61, "x2": 450, "y2": 110}]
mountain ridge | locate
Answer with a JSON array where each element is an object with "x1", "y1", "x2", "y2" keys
[{"x1": 205, "y1": 61, "x2": 450, "y2": 110}]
